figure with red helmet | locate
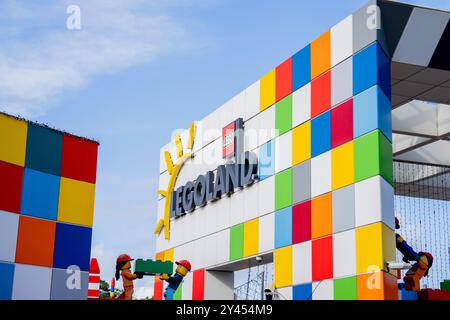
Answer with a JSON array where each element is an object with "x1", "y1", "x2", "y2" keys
[
  {"x1": 115, "y1": 254, "x2": 143, "y2": 300},
  {"x1": 160, "y1": 260, "x2": 191, "y2": 300}
]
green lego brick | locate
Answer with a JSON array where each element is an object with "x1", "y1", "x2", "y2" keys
[
  {"x1": 275, "y1": 168, "x2": 292, "y2": 211},
  {"x1": 134, "y1": 259, "x2": 173, "y2": 275},
  {"x1": 354, "y1": 130, "x2": 393, "y2": 185},
  {"x1": 173, "y1": 283, "x2": 182, "y2": 300},
  {"x1": 334, "y1": 276, "x2": 358, "y2": 300},
  {"x1": 440, "y1": 280, "x2": 450, "y2": 292},
  {"x1": 229, "y1": 224, "x2": 244, "y2": 261},
  {"x1": 275, "y1": 94, "x2": 292, "y2": 136}
]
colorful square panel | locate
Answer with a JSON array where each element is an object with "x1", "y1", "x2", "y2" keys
[
  {"x1": 0, "y1": 114, "x2": 27, "y2": 167},
  {"x1": 331, "y1": 57, "x2": 353, "y2": 107},
  {"x1": 153, "y1": 280, "x2": 163, "y2": 300},
  {"x1": 50, "y1": 269, "x2": 88, "y2": 300},
  {"x1": 311, "y1": 30, "x2": 331, "y2": 79},
  {"x1": 57, "y1": 177, "x2": 96, "y2": 227},
  {"x1": 292, "y1": 201, "x2": 311, "y2": 244},
  {"x1": 331, "y1": 99, "x2": 353, "y2": 149},
  {"x1": 311, "y1": 193, "x2": 332, "y2": 239},
  {"x1": 312, "y1": 236, "x2": 333, "y2": 281},
  {"x1": 292, "y1": 83, "x2": 311, "y2": 128},
  {"x1": 15, "y1": 216, "x2": 56, "y2": 267},
  {"x1": 243, "y1": 219, "x2": 258, "y2": 257},
  {"x1": 21, "y1": 168, "x2": 60, "y2": 220},
  {"x1": 354, "y1": 130, "x2": 393, "y2": 185},
  {"x1": 276, "y1": 57, "x2": 292, "y2": 101},
  {"x1": 260, "y1": 69, "x2": 276, "y2": 111},
  {"x1": 311, "y1": 71, "x2": 331, "y2": 118},
  {"x1": 311, "y1": 111, "x2": 331, "y2": 157},
  {"x1": 258, "y1": 140, "x2": 275, "y2": 180},
  {"x1": 275, "y1": 207, "x2": 292, "y2": 249},
  {"x1": 353, "y1": 42, "x2": 391, "y2": 98},
  {"x1": 331, "y1": 140, "x2": 355, "y2": 190},
  {"x1": 0, "y1": 211, "x2": 19, "y2": 263},
  {"x1": 0, "y1": 262, "x2": 14, "y2": 300},
  {"x1": 229, "y1": 224, "x2": 244, "y2": 261},
  {"x1": 292, "y1": 121, "x2": 311, "y2": 166},
  {"x1": 293, "y1": 283, "x2": 312, "y2": 300},
  {"x1": 332, "y1": 184, "x2": 355, "y2": 233},
  {"x1": 274, "y1": 246, "x2": 292, "y2": 288},
  {"x1": 334, "y1": 276, "x2": 357, "y2": 300},
  {"x1": 0, "y1": 161, "x2": 23, "y2": 214},
  {"x1": 192, "y1": 269, "x2": 205, "y2": 300},
  {"x1": 311, "y1": 151, "x2": 331, "y2": 198},
  {"x1": 53, "y1": 222, "x2": 92, "y2": 272},
  {"x1": 275, "y1": 168, "x2": 292, "y2": 211},
  {"x1": 357, "y1": 271, "x2": 398, "y2": 300},
  {"x1": 292, "y1": 160, "x2": 311, "y2": 205},
  {"x1": 275, "y1": 94, "x2": 292, "y2": 136},
  {"x1": 353, "y1": 85, "x2": 392, "y2": 142},
  {"x1": 25, "y1": 123, "x2": 63, "y2": 176},
  {"x1": 61, "y1": 134, "x2": 98, "y2": 184},
  {"x1": 292, "y1": 45, "x2": 311, "y2": 91},
  {"x1": 333, "y1": 229, "x2": 356, "y2": 278},
  {"x1": 293, "y1": 241, "x2": 312, "y2": 285},
  {"x1": 12, "y1": 264, "x2": 52, "y2": 300}
]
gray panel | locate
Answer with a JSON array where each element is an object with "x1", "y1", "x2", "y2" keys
[
  {"x1": 331, "y1": 57, "x2": 353, "y2": 107},
  {"x1": 12, "y1": 264, "x2": 52, "y2": 300},
  {"x1": 0, "y1": 211, "x2": 19, "y2": 263},
  {"x1": 292, "y1": 160, "x2": 311, "y2": 205},
  {"x1": 352, "y1": 0, "x2": 378, "y2": 54},
  {"x1": 50, "y1": 268, "x2": 89, "y2": 300},
  {"x1": 332, "y1": 184, "x2": 355, "y2": 233}
]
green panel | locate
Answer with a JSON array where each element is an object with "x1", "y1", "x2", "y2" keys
[
  {"x1": 229, "y1": 224, "x2": 244, "y2": 261},
  {"x1": 173, "y1": 283, "x2": 182, "y2": 300},
  {"x1": 275, "y1": 94, "x2": 292, "y2": 136},
  {"x1": 354, "y1": 130, "x2": 393, "y2": 185},
  {"x1": 275, "y1": 168, "x2": 292, "y2": 211},
  {"x1": 334, "y1": 276, "x2": 358, "y2": 300}
]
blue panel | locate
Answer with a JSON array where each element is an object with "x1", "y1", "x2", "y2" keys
[
  {"x1": 25, "y1": 123, "x2": 63, "y2": 176},
  {"x1": 293, "y1": 283, "x2": 312, "y2": 300},
  {"x1": 311, "y1": 111, "x2": 331, "y2": 157},
  {"x1": 0, "y1": 262, "x2": 14, "y2": 300},
  {"x1": 53, "y1": 223, "x2": 92, "y2": 272},
  {"x1": 275, "y1": 207, "x2": 292, "y2": 248},
  {"x1": 292, "y1": 45, "x2": 311, "y2": 91},
  {"x1": 353, "y1": 85, "x2": 392, "y2": 141},
  {"x1": 20, "y1": 168, "x2": 60, "y2": 220},
  {"x1": 353, "y1": 42, "x2": 391, "y2": 98},
  {"x1": 259, "y1": 140, "x2": 275, "y2": 180}
]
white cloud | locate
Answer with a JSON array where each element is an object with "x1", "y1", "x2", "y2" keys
[{"x1": 0, "y1": 0, "x2": 200, "y2": 117}]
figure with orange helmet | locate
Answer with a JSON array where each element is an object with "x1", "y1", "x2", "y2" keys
[
  {"x1": 115, "y1": 254, "x2": 143, "y2": 300},
  {"x1": 160, "y1": 260, "x2": 191, "y2": 300}
]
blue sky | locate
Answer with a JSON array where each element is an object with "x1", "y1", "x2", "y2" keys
[{"x1": 1, "y1": 0, "x2": 449, "y2": 298}]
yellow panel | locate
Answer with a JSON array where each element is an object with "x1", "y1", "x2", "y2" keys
[
  {"x1": 292, "y1": 121, "x2": 311, "y2": 166},
  {"x1": 58, "y1": 177, "x2": 96, "y2": 227},
  {"x1": 356, "y1": 222, "x2": 389, "y2": 274},
  {"x1": 274, "y1": 246, "x2": 292, "y2": 288},
  {"x1": 331, "y1": 141, "x2": 354, "y2": 190},
  {"x1": 164, "y1": 248, "x2": 174, "y2": 262},
  {"x1": 243, "y1": 219, "x2": 259, "y2": 257},
  {"x1": 0, "y1": 114, "x2": 28, "y2": 166},
  {"x1": 260, "y1": 69, "x2": 276, "y2": 111}
]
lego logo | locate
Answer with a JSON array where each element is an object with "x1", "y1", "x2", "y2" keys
[{"x1": 223, "y1": 133, "x2": 234, "y2": 147}]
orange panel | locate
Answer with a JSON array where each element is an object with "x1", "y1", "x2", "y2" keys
[
  {"x1": 15, "y1": 216, "x2": 56, "y2": 267},
  {"x1": 357, "y1": 272, "x2": 399, "y2": 300},
  {"x1": 311, "y1": 30, "x2": 331, "y2": 79},
  {"x1": 311, "y1": 193, "x2": 332, "y2": 239}
]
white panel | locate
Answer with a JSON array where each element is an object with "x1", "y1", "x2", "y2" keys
[
  {"x1": 244, "y1": 81, "x2": 260, "y2": 121},
  {"x1": 204, "y1": 203, "x2": 218, "y2": 236},
  {"x1": 331, "y1": 15, "x2": 353, "y2": 67},
  {"x1": 275, "y1": 131, "x2": 292, "y2": 173},
  {"x1": 216, "y1": 98, "x2": 238, "y2": 134},
  {"x1": 229, "y1": 188, "x2": 245, "y2": 227},
  {"x1": 194, "y1": 205, "x2": 209, "y2": 239},
  {"x1": 258, "y1": 106, "x2": 276, "y2": 147},
  {"x1": 232, "y1": 90, "x2": 246, "y2": 121},
  {"x1": 159, "y1": 142, "x2": 170, "y2": 173},
  {"x1": 199, "y1": 109, "x2": 221, "y2": 149},
  {"x1": 277, "y1": 286, "x2": 293, "y2": 300},
  {"x1": 244, "y1": 181, "x2": 259, "y2": 222},
  {"x1": 292, "y1": 83, "x2": 311, "y2": 128},
  {"x1": 216, "y1": 229, "x2": 230, "y2": 265},
  {"x1": 258, "y1": 213, "x2": 275, "y2": 253},
  {"x1": 311, "y1": 151, "x2": 331, "y2": 198},
  {"x1": 193, "y1": 119, "x2": 205, "y2": 153},
  {"x1": 12, "y1": 264, "x2": 52, "y2": 300},
  {"x1": 0, "y1": 210, "x2": 19, "y2": 263},
  {"x1": 312, "y1": 279, "x2": 334, "y2": 300},
  {"x1": 333, "y1": 230, "x2": 356, "y2": 278},
  {"x1": 292, "y1": 241, "x2": 312, "y2": 285},
  {"x1": 355, "y1": 176, "x2": 394, "y2": 229},
  {"x1": 204, "y1": 271, "x2": 234, "y2": 300},
  {"x1": 215, "y1": 195, "x2": 231, "y2": 231},
  {"x1": 258, "y1": 176, "x2": 275, "y2": 216},
  {"x1": 181, "y1": 271, "x2": 193, "y2": 300},
  {"x1": 393, "y1": 8, "x2": 450, "y2": 66},
  {"x1": 244, "y1": 115, "x2": 259, "y2": 152},
  {"x1": 194, "y1": 238, "x2": 207, "y2": 270},
  {"x1": 203, "y1": 233, "x2": 217, "y2": 268},
  {"x1": 182, "y1": 211, "x2": 196, "y2": 245}
]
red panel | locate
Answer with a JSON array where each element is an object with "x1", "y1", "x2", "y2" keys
[
  {"x1": 153, "y1": 280, "x2": 163, "y2": 300},
  {"x1": 292, "y1": 201, "x2": 311, "y2": 244},
  {"x1": 311, "y1": 71, "x2": 331, "y2": 118},
  {"x1": 276, "y1": 57, "x2": 293, "y2": 102},
  {"x1": 61, "y1": 134, "x2": 98, "y2": 183},
  {"x1": 192, "y1": 269, "x2": 205, "y2": 300},
  {"x1": 312, "y1": 236, "x2": 333, "y2": 281},
  {"x1": 0, "y1": 160, "x2": 23, "y2": 213},
  {"x1": 331, "y1": 99, "x2": 353, "y2": 148}
]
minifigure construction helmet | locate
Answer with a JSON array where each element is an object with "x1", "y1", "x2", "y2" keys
[
  {"x1": 176, "y1": 260, "x2": 191, "y2": 271},
  {"x1": 117, "y1": 254, "x2": 134, "y2": 263}
]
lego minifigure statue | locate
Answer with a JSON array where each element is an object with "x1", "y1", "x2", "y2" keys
[
  {"x1": 395, "y1": 217, "x2": 433, "y2": 291},
  {"x1": 115, "y1": 254, "x2": 143, "y2": 300},
  {"x1": 160, "y1": 260, "x2": 191, "y2": 300}
]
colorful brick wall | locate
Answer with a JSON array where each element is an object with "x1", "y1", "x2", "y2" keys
[
  {"x1": 156, "y1": 0, "x2": 398, "y2": 300},
  {"x1": 0, "y1": 113, "x2": 98, "y2": 300}
]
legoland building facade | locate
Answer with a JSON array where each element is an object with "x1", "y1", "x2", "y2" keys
[
  {"x1": 0, "y1": 113, "x2": 99, "y2": 300},
  {"x1": 154, "y1": 0, "x2": 450, "y2": 300}
]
